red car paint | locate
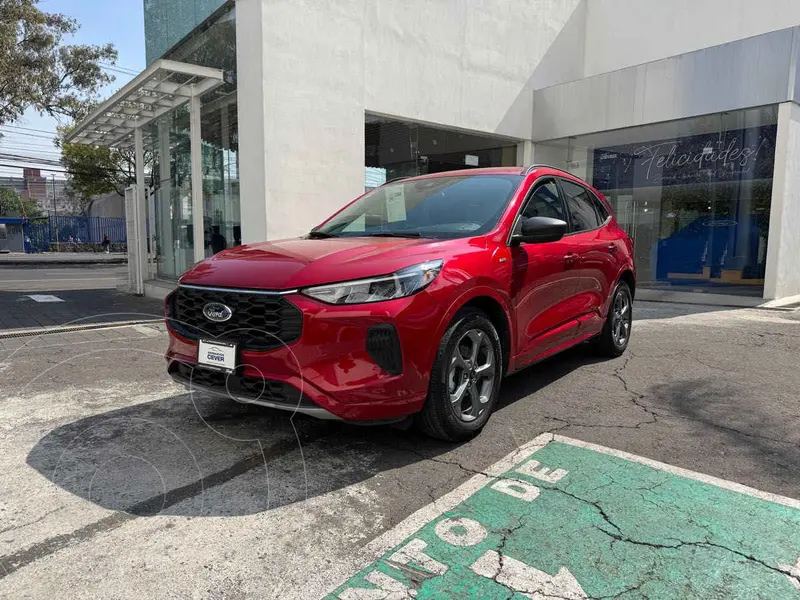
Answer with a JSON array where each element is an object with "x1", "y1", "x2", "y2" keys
[{"x1": 166, "y1": 166, "x2": 634, "y2": 422}]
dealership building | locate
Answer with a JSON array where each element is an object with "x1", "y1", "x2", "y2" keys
[{"x1": 67, "y1": 0, "x2": 800, "y2": 302}]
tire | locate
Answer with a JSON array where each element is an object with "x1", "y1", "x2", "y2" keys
[
  {"x1": 592, "y1": 280, "x2": 633, "y2": 357},
  {"x1": 417, "y1": 308, "x2": 503, "y2": 442}
]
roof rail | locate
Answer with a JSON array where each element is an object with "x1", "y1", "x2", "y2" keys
[
  {"x1": 381, "y1": 166, "x2": 558, "y2": 184},
  {"x1": 381, "y1": 176, "x2": 411, "y2": 186},
  {"x1": 522, "y1": 164, "x2": 559, "y2": 176}
]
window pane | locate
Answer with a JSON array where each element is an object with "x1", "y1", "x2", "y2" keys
[
  {"x1": 319, "y1": 175, "x2": 522, "y2": 239},
  {"x1": 562, "y1": 180, "x2": 601, "y2": 232},
  {"x1": 520, "y1": 181, "x2": 563, "y2": 221},
  {"x1": 592, "y1": 194, "x2": 610, "y2": 221},
  {"x1": 365, "y1": 115, "x2": 518, "y2": 183},
  {"x1": 148, "y1": 6, "x2": 240, "y2": 278},
  {"x1": 534, "y1": 106, "x2": 778, "y2": 296}
]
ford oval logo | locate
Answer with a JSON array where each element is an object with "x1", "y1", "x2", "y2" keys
[{"x1": 202, "y1": 302, "x2": 233, "y2": 323}]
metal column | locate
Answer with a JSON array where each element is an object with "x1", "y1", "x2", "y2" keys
[
  {"x1": 157, "y1": 119, "x2": 174, "y2": 276},
  {"x1": 190, "y1": 91, "x2": 205, "y2": 264},
  {"x1": 131, "y1": 124, "x2": 147, "y2": 294},
  {"x1": 221, "y1": 103, "x2": 230, "y2": 233}
]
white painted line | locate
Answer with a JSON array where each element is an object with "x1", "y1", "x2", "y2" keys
[
  {"x1": 26, "y1": 294, "x2": 64, "y2": 303},
  {"x1": 363, "y1": 433, "x2": 553, "y2": 557},
  {"x1": 552, "y1": 435, "x2": 800, "y2": 510}
]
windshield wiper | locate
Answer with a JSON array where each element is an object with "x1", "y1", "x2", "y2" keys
[
  {"x1": 364, "y1": 232, "x2": 421, "y2": 238},
  {"x1": 308, "y1": 230, "x2": 337, "y2": 239}
]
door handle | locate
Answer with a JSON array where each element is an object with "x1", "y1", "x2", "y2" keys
[{"x1": 564, "y1": 253, "x2": 578, "y2": 266}]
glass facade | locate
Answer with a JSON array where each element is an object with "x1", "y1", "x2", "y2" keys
[
  {"x1": 144, "y1": 0, "x2": 228, "y2": 64},
  {"x1": 149, "y1": 106, "x2": 194, "y2": 278},
  {"x1": 149, "y1": 6, "x2": 240, "y2": 279},
  {"x1": 536, "y1": 106, "x2": 778, "y2": 296},
  {"x1": 365, "y1": 116, "x2": 518, "y2": 191}
]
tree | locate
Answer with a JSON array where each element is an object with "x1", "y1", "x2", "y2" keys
[
  {"x1": 0, "y1": 187, "x2": 41, "y2": 217},
  {"x1": 59, "y1": 134, "x2": 155, "y2": 213},
  {"x1": 0, "y1": 0, "x2": 118, "y2": 125}
]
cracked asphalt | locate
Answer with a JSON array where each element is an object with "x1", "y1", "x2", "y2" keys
[{"x1": 1, "y1": 301, "x2": 799, "y2": 598}]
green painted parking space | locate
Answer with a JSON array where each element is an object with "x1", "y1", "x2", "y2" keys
[{"x1": 330, "y1": 435, "x2": 800, "y2": 599}]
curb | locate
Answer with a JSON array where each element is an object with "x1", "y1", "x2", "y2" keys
[{"x1": 0, "y1": 319, "x2": 162, "y2": 339}]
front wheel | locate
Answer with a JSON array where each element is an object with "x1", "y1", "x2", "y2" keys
[
  {"x1": 417, "y1": 309, "x2": 503, "y2": 442},
  {"x1": 592, "y1": 280, "x2": 633, "y2": 357}
]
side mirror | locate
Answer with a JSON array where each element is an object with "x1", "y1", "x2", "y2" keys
[{"x1": 512, "y1": 216, "x2": 567, "y2": 245}]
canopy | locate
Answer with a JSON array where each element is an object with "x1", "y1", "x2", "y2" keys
[{"x1": 65, "y1": 59, "x2": 224, "y2": 148}]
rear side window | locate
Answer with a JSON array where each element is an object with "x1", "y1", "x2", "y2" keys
[
  {"x1": 561, "y1": 179, "x2": 601, "y2": 233},
  {"x1": 592, "y1": 193, "x2": 610, "y2": 222}
]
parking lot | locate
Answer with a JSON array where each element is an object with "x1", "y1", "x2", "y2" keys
[{"x1": 1, "y1": 264, "x2": 799, "y2": 599}]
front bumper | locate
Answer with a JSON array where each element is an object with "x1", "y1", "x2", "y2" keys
[
  {"x1": 168, "y1": 361, "x2": 341, "y2": 420},
  {"x1": 165, "y1": 291, "x2": 445, "y2": 422}
]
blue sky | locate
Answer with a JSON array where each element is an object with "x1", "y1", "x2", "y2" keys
[{"x1": 0, "y1": 0, "x2": 146, "y2": 177}]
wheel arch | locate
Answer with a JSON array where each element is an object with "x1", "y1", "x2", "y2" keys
[
  {"x1": 618, "y1": 269, "x2": 636, "y2": 299},
  {"x1": 438, "y1": 288, "x2": 514, "y2": 377},
  {"x1": 602, "y1": 268, "x2": 636, "y2": 318}
]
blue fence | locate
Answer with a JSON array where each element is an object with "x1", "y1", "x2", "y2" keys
[{"x1": 23, "y1": 216, "x2": 127, "y2": 253}]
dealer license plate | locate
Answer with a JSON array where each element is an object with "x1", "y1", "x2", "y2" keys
[{"x1": 197, "y1": 339, "x2": 237, "y2": 372}]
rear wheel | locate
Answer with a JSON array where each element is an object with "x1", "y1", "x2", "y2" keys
[
  {"x1": 592, "y1": 280, "x2": 633, "y2": 357},
  {"x1": 417, "y1": 309, "x2": 503, "y2": 441}
]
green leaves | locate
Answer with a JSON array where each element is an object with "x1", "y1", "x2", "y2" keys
[
  {"x1": 0, "y1": 187, "x2": 41, "y2": 218},
  {"x1": 59, "y1": 128, "x2": 154, "y2": 210},
  {"x1": 0, "y1": 0, "x2": 118, "y2": 125}
]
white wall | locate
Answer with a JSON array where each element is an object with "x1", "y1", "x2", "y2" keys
[
  {"x1": 584, "y1": 0, "x2": 800, "y2": 77},
  {"x1": 364, "y1": 0, "x2": 586, "y2": 138},
  {"x1": 236, "y1": 0, "x2": 586, "y2": 242},
  {"x1": 764, "y1": 102, "x2": 800, "y2": 300},
  {"x1": 533, "y1": 28, "x2": 796, "y2": 140},
  {"x1": 532, "y1": 142, "x2": 590, "y2": 181},
  {"x1": 87, "y1": 192, "x2": 125, "y2": 218},
  {"x1": 236, "y1": 0, "x2": 269, "y2": 243}
]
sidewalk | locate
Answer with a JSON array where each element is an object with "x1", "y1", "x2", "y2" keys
[{"x1": 0, "y1": 252, "x2": 127, "y2": 266}]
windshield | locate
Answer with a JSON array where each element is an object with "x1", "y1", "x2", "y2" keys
[{"x1": 314, "y1": 174, "x2": 523, "y2": 239}]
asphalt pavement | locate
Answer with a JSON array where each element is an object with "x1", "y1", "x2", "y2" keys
[
  {"x1": 0, "y1": 266, "x2": 129, "y2": 292},
  {"x1": 1, "y1": 300, "x2": 799, "y2": 598},
  {"x1": 0, "y1": 266, "x2": 163, "y2": 331}
]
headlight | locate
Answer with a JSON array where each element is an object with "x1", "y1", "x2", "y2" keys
[{"x1": 301, "y1": 260, "x2": 443, "y2": 305}]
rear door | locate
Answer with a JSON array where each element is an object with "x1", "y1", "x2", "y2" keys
[
  {"x1": 509, "y1": 178, "x2": 583, "y2": 366},
  {"x1": 558, "y1": 178, "x2": 617, "y2": 333}
]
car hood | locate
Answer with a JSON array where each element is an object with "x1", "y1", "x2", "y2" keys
[{"x1": 179, "y1": 236, "x2": 460, "y2": 290}]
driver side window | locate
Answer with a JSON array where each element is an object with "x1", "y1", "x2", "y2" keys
[{"x1": 514, "y1": 181, "x2": 564, "y2": 234}]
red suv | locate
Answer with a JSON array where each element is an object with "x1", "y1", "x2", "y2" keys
[{"x1": 166, "y1": 166, "x2": 634, "y2": 441}]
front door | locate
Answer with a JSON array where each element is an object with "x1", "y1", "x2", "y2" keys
[{"x1": 509, "y1": 179, "x2": 582, "y2": 368}]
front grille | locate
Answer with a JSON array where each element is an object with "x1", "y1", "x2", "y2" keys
[
  {"x1": 170, "y1": 362, "x2": 316, "y2": 408},
  {"x1": 166, "y1": 286, "x2": 303, "y2": 351}
]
